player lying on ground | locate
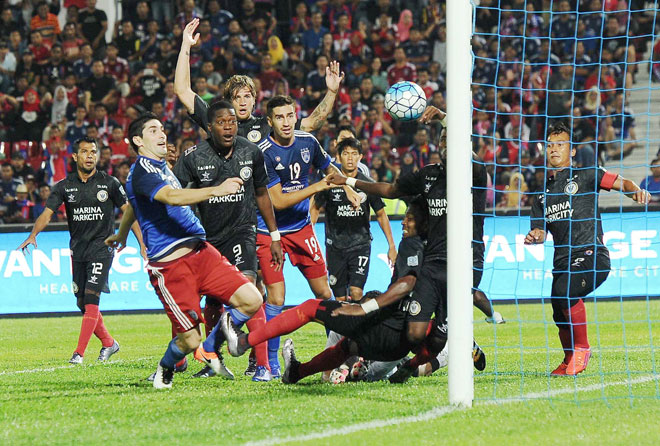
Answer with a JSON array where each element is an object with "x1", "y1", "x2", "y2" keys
[
  {"x1": 525, "y1": 121, "x2": 650, "y2": 376},
  {"x1": 18, "y1": 137, "x2": 145, "y2": 364},
  {"x1": 105, "y1": 113, "x2": 264, "y2": 389}
]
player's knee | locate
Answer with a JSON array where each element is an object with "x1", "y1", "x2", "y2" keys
[
  {"x1": 349, "y1": 287, "x2": 363, "y2": 302},
  {"x1": 266, "y1": 283, "x2": 285, "y2": 306},
  {"x1": 83, "y1": 291, "x2": 100, "y2": 307},
  {"x1": 406, "y1": 325, "x2": 427, "y2": 345},
  {"x1": 240, "y1": 285, "x2": 263, "y2": 315},
  {"x1": 177, "y1": 330, "x2": 202, "y2": 352}
]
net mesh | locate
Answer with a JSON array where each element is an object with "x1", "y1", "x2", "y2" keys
[{"x1": 471, "y1": 0, "x2": 660, "y2": 403}]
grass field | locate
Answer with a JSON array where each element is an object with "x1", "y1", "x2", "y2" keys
[{"x1": 2, "y1": 300, "x2": 660, "y2": 445}]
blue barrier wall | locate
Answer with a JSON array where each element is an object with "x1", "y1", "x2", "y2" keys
[{"x1": 1, "y1": 211, "x2": 658, "y2": 314}]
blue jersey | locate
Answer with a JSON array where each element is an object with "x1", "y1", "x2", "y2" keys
[
  {"x1": 257, "y1": 130, "x2": 331, "y2": 233},
  {"x1": 127, "y1": 156, "x2": 206, "y2": 260}
]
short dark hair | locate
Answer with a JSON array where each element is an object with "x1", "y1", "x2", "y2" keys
[
  {"x1": 267, "y1": 95, "x2": 296, "y2": 117},
  {"x1": 128, "y1": 112, "x2": 160, "y2": 152},
  {"x1": 547, "y1": 121, "x2": 571, "y2": 139},
  {"x1": 336, "y1": 137, "x2": 362, "y2": 156},
  {"x1": 207, "y1": 100, "x2": 236, "y2": 124},
  {"x1": 406, "y1": 195, "x2": 429, "y2": 239},
  {"x1": 73, "y1": 137, "x2": 98, "y2": 154},
  {"x1": 337, "y1": 124, "x2": 356, "y2": 137}
]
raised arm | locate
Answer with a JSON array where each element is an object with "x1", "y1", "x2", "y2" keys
[
  {"x1": 326, "y1": 171, "x2": 403, "y2": 199},
  {"x1": 267, "y1": 180, "x2": 329, "y2": 211},
  {"x1": 330, "y1": 274, "x2": 417, "y2": 317},
  {"x1": 300, "y1": 60, "x2": 344, "y2": 132},
  {"x1": 174, "y1": 19, "x2": 201, "y2": 114}
]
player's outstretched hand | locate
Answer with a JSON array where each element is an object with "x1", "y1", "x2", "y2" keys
[
  {"x1": 325, "y1": 172, "x2": 347, "y2": 186},
  {"x1": 524, "y1": 228, "x2": 546, "y2": 245},
  {"x1": 270, "y1": 240, "x2": 284, "y2": 272},
  {"x1": 105, "y1": 233, "x2": 128, "y2": 252},
  {"x1": 632, "y1": 189, "x2": 651, "y2": 205},
  {"x1": 214, "y1": 177, "x2": 243, "y2": 196},
  {"x1": 17, "y1": 235, "x2": 37, "y2": 255},
  {"x1": 183, "y1": 18, "x2": 200, "y2": 48},
  {"x1": 419, "y1": 105, "x2": 446, "y2": 124},
  {"x1": 331, "y1": 302, "x2": 366, "y2": 317},
  {"x1": 387, "y1": 246, "x2": 397, "y2": 267},
  {"x1": 325, "y1": 60, "x2": 345, "y2": 93}
]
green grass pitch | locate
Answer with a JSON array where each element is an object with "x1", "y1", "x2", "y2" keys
[{"x1": 1, "y1": 300, "x2": 659, "y2": 445}]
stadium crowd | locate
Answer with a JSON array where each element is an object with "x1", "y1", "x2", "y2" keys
[{"x1": 0, "y1": 0, "x2": 656, "y2": 223}]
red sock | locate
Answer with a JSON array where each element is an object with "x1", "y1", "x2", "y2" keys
[
  {"x1": 247, "y1": 299, "x2": 321, "y2": 347},
  {"x1": 557, "y1": 327, "x2": 573, "y2": 363},
  {"x1": 409, "y1": 342, "x2": 433, "y2": 369},
  {"x1": 94, "y1": 313, "x2": 114, "y2": 347},
  {"x1": 565, "y1": 299, "x2": 590, "y2": 350},
  {"x1": 246, "y1": 305, "x2": 269, "y2": 369},
  {"x1": 298, "y1": 339, "x2": 350, "y2": 380},
  {"x1": 75, "y1": 304, "x2": 100, "y2": 356},
  {"x1": 204, "y1": 299, "x2": 224, "y2": 337}
]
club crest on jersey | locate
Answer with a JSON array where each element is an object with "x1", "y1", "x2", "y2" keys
[
  {"x1": 240, "y1": 166, "x2": 252, "y2": 181},
  {"x1": 564, "y1": 181, "x2": 579, "y2": 195},
  {"x1": 408, "y1": 300, "x2": 421, "y2": 316},
  {"x1": 301, "y1": 147, "x2": 310, "y2": 163},
  {"x1": 358, "y1": 192, "x2": 367, "y2": 203},
  {"x1": 328, "y1": 275, "x2": 337, "y2": 286},
  {"x1": 72, "y1": 281, "x2": 78, "y2": 294},
  {"x1": 247, "y1": 130, "x2": 261, "y2": 142},
  {"x1": 407, "y1": 255, "x2": 419, "y2": 267},
  {"x1": 97, "y1": 190, "x2": 108, "y2": 202}
]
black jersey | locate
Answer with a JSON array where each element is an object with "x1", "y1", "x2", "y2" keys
[
  {"x1": 377, "y1": 235, "x2": 425, "y2": 330},
  {"x1": 315, "y1": 172, "x2": 385, "y2": 250},
  {"x1": 531, "y1": 166, "x2": 617, "y2": 266},
  {"x1": 174, "y1": 96, "x2": 269, "y2": 245},
  {"x1": 237, "y1": 114, "x2": 272, "y2": 144},
  {"x1": 46, "y1": 170, "x2": 127, "y2": 261},
  {"x1": 395, "y1": 157, "x2": 487, "y2": 262}
]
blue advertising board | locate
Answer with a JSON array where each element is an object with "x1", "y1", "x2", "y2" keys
[{"x1": 1, "y1": 211, "x2": 658, "y2": 314}]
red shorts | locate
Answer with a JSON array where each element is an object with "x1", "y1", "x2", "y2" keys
[
  {"x1": 256, "y1": 224, "x2": 327, "y2": 285},
  {"x1": 147, "y1": 242, "x2": 249, "y2": 333}
]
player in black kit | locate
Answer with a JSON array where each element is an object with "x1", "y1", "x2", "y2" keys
[
  {"x1": 312, "y1": 137, "x2": 397, "y2": 301},
  {"x1": 18, "y1": 137, "x2": 145, "y2": 364},
  {"x1": 525, "y1": 121, "x2": 650, "y2": 376},
  {"x1": 173, "y1": 27, "x2": 283, "y2": 381}
]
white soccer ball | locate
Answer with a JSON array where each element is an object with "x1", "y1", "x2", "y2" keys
[{"x1": 385, "y1": 81, "x2": 428, "y2": 121}]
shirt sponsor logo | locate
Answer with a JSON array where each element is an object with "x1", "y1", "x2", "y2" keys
[
  {"x1": 427, "y1": 198, "x2": 447, "y2": 216},
  {"x1": 208, "y1": 185, "x2": 245, "y2": 203},
  {"x1": 72, "y1": 206, "x2": 104, "y2": 221},
  {"x1": 247, "y1": 130, "x2": 261, "y2": 142},
  {"x1": 200, "y1": 171, "x2": 213, "y2": 182},
  {"x1": 564, "y1": 181, "x2": 579, "y2": 195},
  {"x1": 197, "y1": 165, "x2": 215, "y2": 170},
  {"x1": 96, "y1": 184, "x2": 108, "y2": 189},
  {"x1": 336, "y1": 204, "x2": 364, "y2": 217},
  {"x1": 407, "y1": 255, "x2": 419, "y2": 267},
  {"x1": 97, "y1": 190, "x2": 108, "y2": 202},
  {"x1": 301, "y1": 147, "x2": 311, "y2": 163},
  {"x1": 239, "y1": 160, "x2": 252, "y2": 166},
  {"x1": 240, "y1": 166, "x2": 252, "y2": 181},
  {"x1": 545, "y1": 200, "x2": 573, "y2": 222},
  {"x1": 184, "y1": 145, "x2": 197, "y2": 156},
  {"x1": 65, "y1": 187, "x2": 78, "y2": 192}
]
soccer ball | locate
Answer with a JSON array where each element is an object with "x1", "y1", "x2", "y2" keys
[{"x1": 385, "y1": 81, "x2": 427, "y2": 121}]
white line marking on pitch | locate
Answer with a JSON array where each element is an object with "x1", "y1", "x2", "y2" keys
[
  {"x1": 245, "y1": 374, "x2": 658, "y2": 446},
  {"x1": 0, "y1": 357, "x2": 153, "y2": 376}
]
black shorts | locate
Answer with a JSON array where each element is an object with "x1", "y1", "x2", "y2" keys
[
  {"x1": 551, "y1": 250, "x2": 610, "y2": 316},
  {"x1": 326, "y1": 244, "x2": 371, "y2": 297},
  {"x1": 406, "y1": 258, "x2": 447, "y2": 325},
  {"x1": 315, "y1": 300, "x2": 410, "y2": 361},
  {"x1": 72, "y1": 257, "x2": 112, "y2": 307},
  {"x1": 213, "y1": 227, "x2": 258, "y2": 277}
]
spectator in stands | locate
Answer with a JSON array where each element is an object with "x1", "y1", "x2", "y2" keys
[
  {"x1": 387, "y1": 47, "x2": 417, "y2": 85},
  {"x1": 10, "y1": 152, "x2": 34, "y2": 183},
  {"x1": 408, "y1": 127, "x2": 437, "y2": 167},
  {"x1": 65, "y1": 106, "x2": 89, "y2": 147},
  {"x1": 367, "y1": 56, "x2": 388, "y2": 94},
  {"x1": 93, "y1": 103, "x2": 119, "y2": 146},
  {"x1": 78, "y1": 0, "x2": 108, "y2": 54},
  {"x1": 548, "y1": 61, "x2": 574, "y2": 117},
  {"x1": 571, "y1": 107, "x2": 597, "y2": 168},
  {"x1": 197, "y1": 18, "x2": 221, "y2": 59},
  {"x1": 396, "y1": 10, "x2": 414, "y2": 43},
  {"x1": 224, "y1": 34, "x2": 260, "y2": 75},
  {"x1": 97, "y1": 145, "x2": 112, "y2": 174},
  {"x1": 109, "y1": 128, "x2": 131, "y2": 165},
  {"x1": 258, "y1": 53, "x2": 283, "y2": 98},
  {"x1": 359, "y1": 77, "x2": 375, "y2": 104},
  {"x1": 0, "y1": 40, "x2": 16, "y2": 94},
  {"x1": 61, "y1": 22, "x2": 84, "y2": 63},
  {"x1": 1, "y1": 162, "x2": 21, "y2": 207},
  {"x1": 31, "y1": 1, "x2": 61, "y2": 47},
  {"x1": 4, "y1": 182, "x2": 34, "y2": 223},
  {"x1": 402, "y1": 27, "x2": 432, "y2": 69},
  {"x1": 206, "y1": 0, "x2": 233, "y2": 37},
  {"x1": 113, "y1": 160, "x2": 131, "y2": 189},
  {"x1": 305, "y1": 55, "x2": 330, "y2": 108},
  {"x1": 114, "y1": 20, "x2": 141, "y2": 66},
  {"x1": 84, "y1": 59, "x2": 117, "y2": 110},
  {"x1": 290, "y1": 2, "x2": 310, "y2": 34},
  {"x1": 72, "y1": 43, "x2": 94, "y2": 81},
  {"x1": 32, "y1": 183, "x2": 55, "y2": 220},
  {"x1": 302, "y1": 11, "x2": 328, "y2": 53},
  {"x1": 131, "y1": 1, "x2": 151, "y2": 41},
  {"x1": 640, "y1": 157, "x2": 660, "y2": 202},
  {"x1": 371, "y1": 12, "x2": 397, "y2": 63},
  {"x1": 50, "y1": 85, "x2": 73, "y2": 125},
  {"x1": 28, "y1": 30, "x2": 51, "y2": 66},
  {"x1": 370, "y1": 154, "x2": 394, "y2": 183}
]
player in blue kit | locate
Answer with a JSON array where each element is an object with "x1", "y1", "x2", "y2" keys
[
  {"x1": 105, "y1": 113, "x2": 264, "y2": 389},
  {"x1": 255, "y1": 95, "x2": 360, "y2": 376}
]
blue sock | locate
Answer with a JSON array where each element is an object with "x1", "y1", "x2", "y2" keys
[
  {"x1": 203, "y1": 323, "x2": 225, "y2": 353},
  {"x1": 228, "y1": 307, "x2": 250, "y2": 327},
  {"x1": 265, "y1": 303, "x2": 283, "y2": 368},
  {"x1": 159, "y1": 338, "x2": 186, "y2": 369}
]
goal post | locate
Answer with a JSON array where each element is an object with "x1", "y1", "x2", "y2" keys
[{"x1": 446, "y1": 0, "x2": 476, "y2": 407}]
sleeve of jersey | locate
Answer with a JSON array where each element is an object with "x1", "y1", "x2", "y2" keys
[
  {"x1": 172, "y1": 154, "x2": 192, "y2": 187},
  {"x1": 45, "y1": 181, "x2": 64, "y2": 212},
  {"x1": 188, "y1": 94, "x2": 210, "y2": 130},
  {"x1": 530, "y1": 194, "x2": 545, "y2": 230},
  {"x1": 313, "y1": 140, "x2": 331, "y2": 171},
  {"x1": 598, "y1": 167, "x2": 618, "y2": 191},
  {"x1": 134, "y1": 167, "x2": 168, "y2": 202},
  {"x1": 264, "y1": 152, "x2": 281, "y2": 188},
  {"x1": 110, "y1": 177, "x2": 128, "y2": 207},
  {"x1": 252, "y1": 148, "x2": 269, "y2": 189},
  {"x1": 395, "y1": 238, "x2": 423, "y2": 278}
]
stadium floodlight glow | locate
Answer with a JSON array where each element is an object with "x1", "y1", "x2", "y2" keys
[{"x1": 446, "y1": 0, "x2": 475, "y2": 407}]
